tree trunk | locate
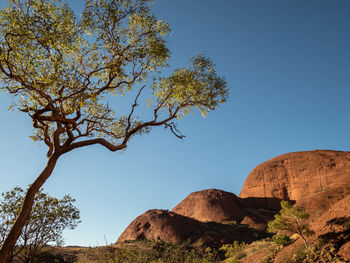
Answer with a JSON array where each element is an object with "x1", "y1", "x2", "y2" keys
[
  {"x1": 0, "y1": 154, "x2": 60, "y2": 263},
  {"x1": 300, "y1": 234, "x2": 309, "y2": 249}
]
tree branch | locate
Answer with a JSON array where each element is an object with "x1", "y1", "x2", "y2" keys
[{"x1": 126, "y1": 85, "x2": 145, "y2": 133}]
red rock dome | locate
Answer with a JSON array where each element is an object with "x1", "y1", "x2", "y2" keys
[
  {"x1": 239, "y1": 150, "x2": 350, "y2": 213},
  {"x1": 172, "y1": 189, "x2": 245, "y2": 222},
  {"x1": 117, "y1": 209, "x2": 267, "y2": 247},
  {"x1": 117, "y1": 209, "x2": 203, "y2": 243}
]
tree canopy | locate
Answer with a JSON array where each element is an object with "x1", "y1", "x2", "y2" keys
[
  {"x1": 268, "y1": 201, "x2": 314, "y2": 248},
  {"x1": 0, "y1": 0, "x2": 228, "y2": 157},
  {"x1": 0, "y1": 1, "x2": 228, "y2": 261}
]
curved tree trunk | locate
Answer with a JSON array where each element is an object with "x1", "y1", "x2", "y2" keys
[
  {"x1": 0, "y1": 153, "x2": 60, "y2": 263},
  {"x1": 300, "y1": 234, "x2": 309, "y2": 249}
]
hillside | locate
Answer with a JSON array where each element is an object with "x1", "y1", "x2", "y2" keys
[
  {"x1": 28, "y1": 150, "x2": 350, "y2": 262},
  {"x1": 116, "y1": 150, "x2": 350, "y2": 262}
]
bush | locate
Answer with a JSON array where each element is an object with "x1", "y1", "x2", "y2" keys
[
  {"x1": 111, "y1": 241, "x2": 221, "y2": 263},
  {"x1": 272, "y1": 234, "x2": 291, "y2": 246},
  {"x1": 292, "y1": 246, "x2": 307, "y2": 262},
  {"x1": 0, "y1": 187, "x2": 80, "y2": 262},
  {"x1": 220, "y1": 241, "x2": 248, "y2": 261},
  {"x1": 342, "y1": 220, "x2": 350, "y2": 230}
]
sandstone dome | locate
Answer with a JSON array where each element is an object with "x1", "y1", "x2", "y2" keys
[
  {"x1": 172, "y1": 189, "x2": 245, "y2": 223},
  {"x1": 239, "y1": 150, "x2": 350, "y2": 213},
  {"x1": 117, "y1": 209, "x2": 203, "y2": 243},
  {"x1": 117, "y1": 209, "x2": 267, "y2": 247},
  {"x1": 117, "y1": 150, "x2": 350, "y2": 249}
]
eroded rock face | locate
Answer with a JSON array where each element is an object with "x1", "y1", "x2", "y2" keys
[
  {"x1": 172, "y1": 189, "x2": 245, "y2": 223},
  {"x1": 117, "y1": 209, "x2": 268, "y2": 247},
  {"x1": 117, "y1": 209, "x2": 203, "y2": 243},
  {"x1": 239, "y1": 150, "x2": 350, "y2": 212}
]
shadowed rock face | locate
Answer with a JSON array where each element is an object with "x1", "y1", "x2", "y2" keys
[
  {"x1": 239, "y1": 150, "x2": 350, "y2": 212},
  {"x1": 171, "y1": 189, "x2": 279, "y2": 230},
  {"x1": 117, "y1": 209, "x2": 202, "y2": 243},
  {"x1": 172, "y1": 189, "x2": 245, "y2": 223},
  {"x1": 117, "y1": 192, "x2": 278, "y2": 246},
  {"x1": 117, "y1": 209, "x2": 268, "y2": 247}
]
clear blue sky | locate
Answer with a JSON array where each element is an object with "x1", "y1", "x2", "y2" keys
[{"x1": 0, "y1": 0, "x2": 350, "y2": 246}]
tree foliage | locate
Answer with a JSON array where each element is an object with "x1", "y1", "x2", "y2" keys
[
  {"x1": 0, "y1": 0, "x2": 228, "y2": 157},
  {"x1": 0, "y1": 0, "x2": 228, "y2": 261},
  {"x1": 0, "y1": 187, "x2": 80, "y2": 262},
  {"x1": 268, "y1": 201, "x2": 314, "y2": 248}
]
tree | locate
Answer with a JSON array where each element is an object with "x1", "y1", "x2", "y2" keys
[
  {"x1": 0, "y1": 0, "x2": 228, "y2": 261},
  {"x1": 0, "y1": 187, "x2": 80, "y2": 262},
  {"x1": 268, "y1": 201, "x2": 314, "y2": 248}
]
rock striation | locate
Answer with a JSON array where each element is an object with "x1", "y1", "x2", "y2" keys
[{"x1": 239, "y1": 150, "x2": 350, "y2": 213}]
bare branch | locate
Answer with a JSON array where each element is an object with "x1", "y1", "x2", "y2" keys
[
  {"x1": 126, "y1": 85, "x2": 145, "y2": 133},
  {"x1": 164, "y1": 122, "x2": 185, "y2": 139}
]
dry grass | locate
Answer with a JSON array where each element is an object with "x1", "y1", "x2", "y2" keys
[{"x1": 224, "y1": 240, "x2": 275, "y2": 263}]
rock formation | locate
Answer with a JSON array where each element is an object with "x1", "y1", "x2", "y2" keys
[
  {"x1": 117, "y1": 150, "x2": 350, "y2": 250},
  {"x1": 239, "y1": 150, "x2": 350, "y2": 213},
  {"x1": 171, "y1": 189, "x2": 276, "y2": 230},
  {"x1": 172, "y1": 189, "x2": 245, "y2": 223},
  {"x1": 117, "y1": 209, "x2": 203, "y2": 244},
  {"x1": 117, "y1": 209, "x2": 267, "y2": 247}
]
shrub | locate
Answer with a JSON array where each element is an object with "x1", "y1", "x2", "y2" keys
[
  {"x1": 272, "y1": 234, "x2": 291, "y2": 246},
  {"x1": 259, "y1": 255, "x2": 274, "y2": 263},
  {"x1": 342, "y1": 220, "x2": 350, "y2": 230},
  {"x1": 112, "y1": 241, "x2": 221, "y2": 263},
  {"x1": 0, "y1": 187, "x2": 80, "y2": 262},
  {"x1": 220, "y1": 241, "x2": 248, "y2": 262},
  {"x1": 292, "y1": 246, "x2": 307, "y2": 262}
]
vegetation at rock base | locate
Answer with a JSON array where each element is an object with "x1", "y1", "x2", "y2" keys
[
  {"x1": 34, "y1": 241, "x2": 223, "y2": 263},
  {"x1": 112, "y1": 241, "x2": 220, "y2": 263},
  {"x1": 0, "y1": 187, "x2": 80, "y2": 263},
  {"x1": 219, "y1": 240, "x2": 248, "y2": 262},
  {"x1": 271, "y1": 233, "x2": 291, "y2": 247},
  {"x1": 3, "y1": 215, "x2": 350, "y2": 262}
]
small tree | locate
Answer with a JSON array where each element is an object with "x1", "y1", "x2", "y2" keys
[
  {"x1": 0, "y1": 187, "x2": 80, "y2": 262},
  {"x1": 0, "y1": 0, "x2": 228, "y2": 261},
  {"x1": 268, "y1": 201, "x2": 314, "y2": 248}
]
